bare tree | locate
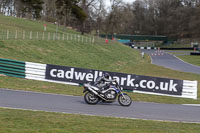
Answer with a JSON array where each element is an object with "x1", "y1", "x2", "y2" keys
[{"x1": 42, "y1": 0, "x2": 57, "y2": 22}]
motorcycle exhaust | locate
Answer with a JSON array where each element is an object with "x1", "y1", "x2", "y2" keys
[{"x1": 86, "y1": 87, "x2": 99, "y2": 95}]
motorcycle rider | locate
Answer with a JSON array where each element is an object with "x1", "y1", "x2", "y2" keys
[{"x1": 94, "y1": 72, "x2": 116, "y2": 93}]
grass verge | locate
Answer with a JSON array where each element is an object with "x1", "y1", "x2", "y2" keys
[
  {"x1": 0, "y1": 108, "x2": 200, "y2": 133},
  {"x1": 177, "y1": 55, "x2": 200, "y2": 66}
]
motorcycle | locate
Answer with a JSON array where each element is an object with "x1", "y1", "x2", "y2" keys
[{"x1": 82, "y1": 81, "x2": 132, "y2": 106}]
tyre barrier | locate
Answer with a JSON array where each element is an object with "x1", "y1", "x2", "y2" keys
[
  {"x1": 0, "y1": 58, "x2": 46, "y2": 82},
  {"x1": 0, "y1": 58, "x2": 198, "y2": 99},
  {"x1": 133, "y1": 47, "x2": 157, "y2": 50},
  {"x1": 190, "y1": 52, "x2": 200, "y2": 55},
  {"x1": 151, "y1": 50, "x2": 165, "y2": 56}
]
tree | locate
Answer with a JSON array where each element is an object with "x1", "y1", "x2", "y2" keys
[
  {"x1": 132, "y1": 0, "x2": 147, "y2": 35},
  {"x1": 55, "y1": 0, "x2": 87, "y2": 33},
  {"x1": 0, "y1": 0, "x2": 15, "y2": 16},
  {"x1": 189, "y1": 3, "x2": 200, "y2": 38},
  {"x1": 105, "y1": 0, "x2": 124, "y2": 34},
  {"x1": 79, "y1": 0, "x2": 101, "y2": 34},
  {"x1": 91, "y1": 0, "x2": 107, "y2": 35},
  {"x1": 42, "y1": 0, "x2": 57, "y2": 22},
  {"x1": 20, "y1": 0, "x2": 44, "y2": 19}
]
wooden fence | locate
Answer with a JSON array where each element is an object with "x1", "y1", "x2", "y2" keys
[{"x1": 0, "y1": 30, "x2": 95, "y2": 44}]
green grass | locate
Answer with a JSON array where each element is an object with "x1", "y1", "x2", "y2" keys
[
  {"x1": 0, "y1": 108, "x2": 200, "y2": 133},
  {"x1": 159, "y1": 43, "x2": 192, "y2": 48},
  {"x1": 168, "y1": 52, "x2": 190, "y2": 55},
  {"x1": 167, "y1": 50, "x2": 200, "y2": 66},
  {"x1": 0, "y1": 15, "x2": 77, "y2": 34},
  {"x1": 0, "y1": 40, "x2": 142, "y2": 71},
  {"x1": 177, "y1": 55, "x2": 200, "y2": 66}
]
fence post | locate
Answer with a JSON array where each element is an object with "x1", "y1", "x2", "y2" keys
[
  {"x1": 53, "y1": 33, "x2": 55, "y2": 40},
  {"x1": 63, "y1": 33, "x2": 65, "y2": 41},
  {"x1": 66, "y1": 33, "x2": 68, "y2": 40},
  {"x1": 43, "y1": 32, "x2": 45, "y2": 40},
  {"x1": 92, "y1": 37, "x2": 95, "y2": 44},
  {"x1": 78, "y1": 35, "x2": 80, "y2": 42},
  {"x1": 58, "y1": 33, "x2": 60, "y2": 40},
  {"x1": 7, "y1": 30, "x2": 9, "y2": 40},
  {"x1": 23, "y1": 31, "x2": 25, "y2": 40},
  {"x1": 30, "y1": 31, "x2": 32, "y2": 40},
  {"x1": 71, "y1": 34, "x2": 72, "y2": 40},
  {"x1": 74, "y1": 34, "x2": 77, "y2": 41},
  {"x1": 36, "y1": 32, "x2": 39, "y2": 40},
  {"x1": 15, "y1": 30, "x2": 18, "y2": 39},
  {"x1": 48, "y1": 32, "x2": 50, "y2": 40}
]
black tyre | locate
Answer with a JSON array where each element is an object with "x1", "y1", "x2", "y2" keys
[
  {"x1": 118, "y1": 94, "x2": 132, "y2": 107},
  {"x1": 84, "y1": 92, "x2": 100, "y2": 105}
]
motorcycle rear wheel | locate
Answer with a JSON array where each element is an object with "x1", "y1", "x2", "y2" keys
[
  {"x1": 84, "y1": 92, "x2": 100, "y2": 105},
  {"x1": 118, "y1": 94, "x2": 132, "y2": 107}
]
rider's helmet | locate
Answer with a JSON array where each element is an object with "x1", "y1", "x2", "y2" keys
[{"x1": 104, "y1": 72, "x2": 110, "y2": 79}]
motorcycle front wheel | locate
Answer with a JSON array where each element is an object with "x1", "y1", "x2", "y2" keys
[
  {"x1": 84, "y1": 92, "x2": 100, "y2": 105},
  {"x1": 118, "y1": 94, "x2": 132, "y2": 107}
]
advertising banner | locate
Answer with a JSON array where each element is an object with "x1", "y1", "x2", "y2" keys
[{"x1": 45, "y1": 64, "x2": 183, "y2": 96}]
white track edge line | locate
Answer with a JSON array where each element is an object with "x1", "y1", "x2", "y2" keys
[
  {"x1": 0, "y1": 88, "x2": 82, "y2": 98},
  {"x1": 1, "y1": 106, "x2": 200, "y2": 124},
  {"x1": 182, "y1": 104, "x2": 200, "y2": 107},
  {"x1": 173, "y1": 55, "x2": 200, "y2": 68}
]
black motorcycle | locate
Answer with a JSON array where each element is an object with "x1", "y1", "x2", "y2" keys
[{"x1": 82, "y1": 81, "x2": 132, "y2": 106}]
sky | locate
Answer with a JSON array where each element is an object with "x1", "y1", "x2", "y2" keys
[{"x1": 105, "y1": 0, "x2": 135, "y2": 7}]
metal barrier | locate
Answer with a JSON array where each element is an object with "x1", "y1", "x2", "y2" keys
[{"x1": 0, "y1": 58, "x2": 25, "y2": 78}]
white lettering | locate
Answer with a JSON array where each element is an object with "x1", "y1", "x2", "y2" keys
[
  {"x1": 126, "y1": 75, "x2": 135, "y2": 86},
  {"x1": 160, "y1": 82, "x2": 168, "y2": 91},
  {"x1": 140, "y1": 80, "x2": 147, "y2": 88},
  {"x1": 99, "y1": 71, "x2": 103, "y2": 77},
  {"x1": 94, "y1": 71, "x2": 98, "y2": 81},
  {"x1": 169, "y1": 80, "x2": 178, "y2": 92},
  {"x1": 50, "y1": 69, "x2": 57, "y2": 77},
  {"x1": 75, "y1": 72, "x2": 86, "y2": 80},
  {"x1": 57, "y1": 70, "x2": 64, "y2": 78},
  {"x1": 147, "y1": 81, "x2": 155, "y2": 89},
  {"x1": 86, "y1": 73, "x2": 93, "y2": 81},
  {"x1": 65, "y1": 68, "x2": 74, "y2": 79},
  {"x1": 121, "y1": 77, "x2": 127, "y2": 86}
]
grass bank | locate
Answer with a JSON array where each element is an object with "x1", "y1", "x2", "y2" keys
[
  {"x1": 177, "y1": 55, "x2": 200, "y2": 66},
  {"x1": 0, "y1": 15, "x2": 76, "y2": 34},
  {"x1": 166, "y1": 50, "x2": 200, "y2": 66},
  {"x1": 0, "y1": 108, "x2": 200, "y2": 133}
]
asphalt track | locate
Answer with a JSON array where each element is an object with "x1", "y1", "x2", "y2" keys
[
  {"x1": 0, "y1": 89, "x2": 200, "y2": 123},
  {"x1": 141, "y1": 50, "x2": 200, "y2": 74}
]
